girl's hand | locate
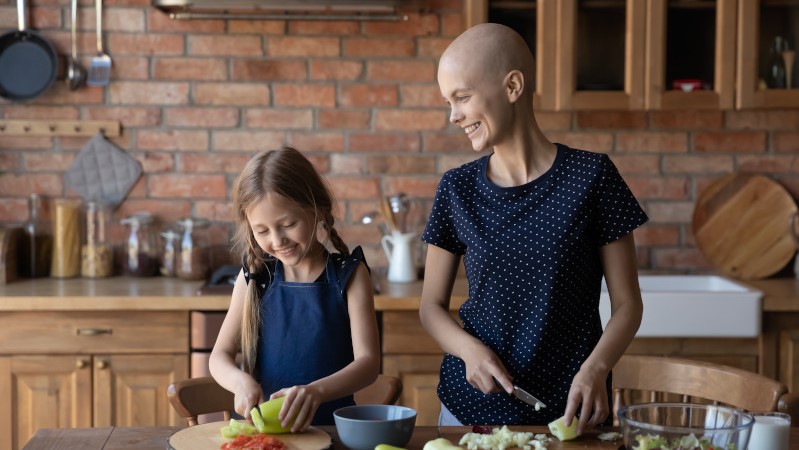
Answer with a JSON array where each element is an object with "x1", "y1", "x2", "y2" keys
[
  {"x1": 563, "y1": 365, "x2": 609, "y2": 435},
  {"x1": 234, "y1": 375, "x2": 265, "y2": 419},
  {"x1": 270, "y1": 384, "x2": 322, "y2": 432},
  {"x1": 461, "y1": 341, "x2": 513, "y2": 395}
]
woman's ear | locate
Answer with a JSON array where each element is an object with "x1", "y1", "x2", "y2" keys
[{"x1": 504, "y1": 70, "x2": 524, "y2": 103}]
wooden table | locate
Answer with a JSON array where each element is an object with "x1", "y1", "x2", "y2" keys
[{"x1": 20, "y1": 425, "x2": 799, "y2": 450}]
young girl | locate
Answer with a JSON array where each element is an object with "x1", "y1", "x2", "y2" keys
[
  {"x1": 420, "y1": 23, "x2": 647, "y2": 434},
  {"x1": 209, "y1": 147, "x2": 380, "y2": 432}
]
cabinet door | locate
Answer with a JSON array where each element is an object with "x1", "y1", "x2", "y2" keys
[
  {"x1": 0, "y1": 355, "x2": 92, "y2": 450},
  {"x1": 736, "y1": 0, "x2": 799, "y2": 108},
  {"x1": 383, "y1": 355, "x2": 444, "y2": 426},
  {"x1": 93, "y1": 354, "x2": 188, "y2": 427}
]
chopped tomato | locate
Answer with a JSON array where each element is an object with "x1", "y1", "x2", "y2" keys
[{"x1": 221, "y1": 434, "x2": 286, "y2": 450}]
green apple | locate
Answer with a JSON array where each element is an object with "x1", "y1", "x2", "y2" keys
[
  {"x1": 547, "y1": 415, "x2": 579, "y2": 441},
  {"x1": 258, "y1": 397, "x2": 291, "y2": 434},
  {"x1": 422, "y1": 438, "x2": 463, "y2": 450},
  {"x1": 375, "y1": 445, "x2": 407, "y2": 450},
  {"x1": 250, "y1": 406, "x2": 266, "y2": 434}
]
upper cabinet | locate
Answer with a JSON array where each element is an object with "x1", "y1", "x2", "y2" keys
[{"x1": 465, "y1": 0, "x2": 799, "y2": 110}]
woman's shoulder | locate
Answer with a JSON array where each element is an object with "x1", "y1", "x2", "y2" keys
[
  {"x1": 441, "y1": 154, "x2": 487, "y2": 180},
  {"x1": 554, "y1": 143, "x2": 614, "y2": 175}
]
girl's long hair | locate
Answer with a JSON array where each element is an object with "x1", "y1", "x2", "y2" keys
[{"x1": 232, "y1": 146, "x2": 349, "y2": 374}]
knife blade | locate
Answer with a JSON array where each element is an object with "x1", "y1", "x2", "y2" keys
[{"x1": 512, "y1": 385, "x2": 547, "y2": 410}]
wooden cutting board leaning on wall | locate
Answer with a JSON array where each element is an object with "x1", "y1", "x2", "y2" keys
[{"x1": 692, "y1": 173, "x2": 798, "y2": 280}]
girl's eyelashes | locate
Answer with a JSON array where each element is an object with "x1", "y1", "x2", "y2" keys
[{"x1": 456, "y1": 95, "x2": 470, "y2": 102}]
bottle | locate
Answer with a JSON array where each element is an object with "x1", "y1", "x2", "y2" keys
[
  {"x1": 176, "y1": 217, "x2": 210, "y2": 281},
  {"x1": 768, "y1": 36, "x2": 787, "y2": 89},
  {"x1": 160, "y1": 230, "x2": 179, "y2": 277},
  {"x1": 81, "y1": 202, "x2": 113, "y2": 278},
  {"x1": 121, "y1": 212, "x2": 159, "y2": 277},
  {"x1": 20, "y1": 194, "x2": 52, "y2": 278}
]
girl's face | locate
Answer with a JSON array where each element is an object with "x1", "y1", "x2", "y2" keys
[{"x1": 247, "y1": 192, "x2": 320, "y2": 268}]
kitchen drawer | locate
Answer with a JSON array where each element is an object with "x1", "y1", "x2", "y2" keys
[{"x1": 0, "y1": 311, "x2": 188, "y2": 354}]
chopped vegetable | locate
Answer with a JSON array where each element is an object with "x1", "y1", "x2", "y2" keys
[
  {"x1": 597, "y1": 432, "x2": 622, "y2": 441},
  {"x1": 220, "y1": 434, "x2": 285, "y2": 450},
  {"x1": 632, "y1": 432, "x2": 737, "y2": 450},
  {"x1": 459, "y1": 425, "x2": 550, "y2": 450},
  {"x1": 375, "y1": 444, "x2": 408, "y2": 450},
  {"x1": 424, "y1": 437, "x2": 464, "y2": 450},
  {"x1": 547, "y1": 416, "x2": 578, "y2": 441}
]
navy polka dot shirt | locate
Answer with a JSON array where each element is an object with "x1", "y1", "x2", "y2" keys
[{"x1": 421, "y1": 144, "x2": 648, "y2": 425}]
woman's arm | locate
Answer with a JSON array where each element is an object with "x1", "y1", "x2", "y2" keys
[{"x1": 564, "y1": 232, "x2": 643, "y2": 434}]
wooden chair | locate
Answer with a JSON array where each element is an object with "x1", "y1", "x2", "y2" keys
[
  {"x1": 168, "y1": 374, "x2": 403, "y2": 426},
  {"x1": 612, "y1": 355, "x2": 799, "y2": 427}
]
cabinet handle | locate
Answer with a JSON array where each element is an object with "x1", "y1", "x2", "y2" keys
[
  {"x1": 96, "y1": 360, "x2": 108, "y2": 369},
  {"x1": 76, "y1": 328, "x2": 113, "y2": 336},
  {"x1": 76, "y1": 359, "x2": 88, "y2": 369}
]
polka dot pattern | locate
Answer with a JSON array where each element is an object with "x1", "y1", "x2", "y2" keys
[{"x1": 422, "y1": 144, "x2": 648, "y2": 425}]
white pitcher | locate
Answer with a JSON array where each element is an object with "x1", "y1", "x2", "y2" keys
[{"x1": 381, "y1": 231, "x2": 417, "y2": 283}]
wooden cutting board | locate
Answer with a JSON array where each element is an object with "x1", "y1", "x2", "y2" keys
[
  {"x1": 167, "y1": 422, "x2": 331, "y2": 450},
  {"x1": 692, "y1": 173, "x2": 798, "y2": 280}
]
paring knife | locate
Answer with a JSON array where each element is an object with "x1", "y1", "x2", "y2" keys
[{"x1": 512, "y1": 385, "x2": 547, "y2": 410}]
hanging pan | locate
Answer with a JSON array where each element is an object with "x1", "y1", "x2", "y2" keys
[{"x1": 0, "y1": 0, "x2": 58, "y2": 102}]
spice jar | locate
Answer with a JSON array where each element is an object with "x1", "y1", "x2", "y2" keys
[
  {"x1": 51, "y1": 198, "x2": 81, "y2": 278},
  {"x1": 160, "y1": 230, "x2": 179, "y2": 277},
  {"x1": 81, "y1": 202, "x2": 113, "y2": 278},
  {"x1": 21, "y1": 193, "x2": 52, "y2": 278},
  {"x1": 176, "y1": 217, "x2": 210, "y2": 281},
  {"x1": 121, "y1": 212, "x2": 159, "y2": 277}
]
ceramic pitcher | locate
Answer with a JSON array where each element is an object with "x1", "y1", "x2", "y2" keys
[{"x1": 381, "y1": 231, "x2": 417, "y2": 283}]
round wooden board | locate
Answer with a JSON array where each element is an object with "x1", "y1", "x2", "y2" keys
[
  {"x1": 168, "y1": 422, "x2": 331, "y2": 450},
  {"x1": 692, "y1": 173, "x2": 798, "y2": 280}
]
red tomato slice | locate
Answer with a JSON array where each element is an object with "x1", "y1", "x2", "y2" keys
[{"x1": 221, "y1": 434, "x2": 286, "y2": 450}]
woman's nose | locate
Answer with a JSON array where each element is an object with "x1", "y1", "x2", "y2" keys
[{"x1": 449, "y1": 106, "x2": 464, "y2": 125}]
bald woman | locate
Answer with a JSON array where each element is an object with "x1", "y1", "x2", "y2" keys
[{"x1": 419, "y1": 23, "x2": 648, "y2": 434}]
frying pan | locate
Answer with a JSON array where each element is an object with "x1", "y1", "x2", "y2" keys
[{"x1": 0, "y1": 0, "x2": 58, "y2": 101}]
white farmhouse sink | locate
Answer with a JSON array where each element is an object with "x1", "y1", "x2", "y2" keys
[{"x1": 599, "y1": 275, "x2": 762, "y2": 338}]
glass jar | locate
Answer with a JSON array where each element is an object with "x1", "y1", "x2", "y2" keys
[
  {"x1": 50, "y1": 198, "x2": 81, "y2": 278},
  {"x1": 121, "y1": 212, "x2": 159, "y2": 277},
  {"x1": 176, "y1": 217, "x2": 210, "y2": 281},
  {"x1": 160, "y1": 230, "x2": 179, "y2": 277},
  {"x1": 768, "y1": 36, "x2": 787, "y2": 89},
  {"x1": 20, "y1": 193, "x2": 52, "y2": 278},
  {"x1": 81, "y1": 202, "x2": 113, "y2": 278}
]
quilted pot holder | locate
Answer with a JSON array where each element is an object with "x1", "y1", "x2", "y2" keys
[{"x1": 65, "y1": 133, "x2": 142, "y2": 209}]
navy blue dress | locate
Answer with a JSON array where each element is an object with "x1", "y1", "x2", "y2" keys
[
  {"x1": 422, "y1": 144, "x2": 648, "y2": 425},
  {"x1": 243, "y1": 247, "x2": 368, "y2": 425}
]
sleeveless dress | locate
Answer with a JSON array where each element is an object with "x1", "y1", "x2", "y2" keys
[{"x1": 243, "y1": 246, "x2": 368, "y2": 425}]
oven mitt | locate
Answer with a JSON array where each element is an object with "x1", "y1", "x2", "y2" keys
[{"x1": 65, "y1": 133, "x2": 142, "y2": 209}]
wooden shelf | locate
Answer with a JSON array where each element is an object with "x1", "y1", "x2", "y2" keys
[{"x1": 0, "y1": 120, "x2": 121, "y2": 137}]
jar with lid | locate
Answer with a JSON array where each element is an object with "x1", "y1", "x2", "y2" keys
[
  {"x1": 160, "y1": 230, "x2": 179, "y2": 277},
  {"x1": 51, "y1": 198, "x2": 81, "y2": 278},
  {"x1": 81, "y1": 202, "x2": 113, "y2": 278},
  {"x1": 121, "y1": 212, "x2": 159, "y2": 277},
  {"x1": 176, "y1": 217, "x2": 210, "y2": 281},
  {"x1": 20, "y1": 193, "x2": 52, "y2": 278}
]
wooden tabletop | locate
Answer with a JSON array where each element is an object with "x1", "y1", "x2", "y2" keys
[{"x1": 20, "y1": 425, "x2": 799, "y2": 450}]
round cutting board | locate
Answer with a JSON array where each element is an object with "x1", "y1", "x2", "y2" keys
[
  {"x1": 168, "y1": 422, "x2": 331, "y2": 450},
  {"x1": 692, "y1": 173, "x2": 797, "y2": 280}
]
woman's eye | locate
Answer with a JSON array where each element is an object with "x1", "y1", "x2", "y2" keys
[
  {"x1": 457, "y1": 95, "x2": 470, "y2": 102},
  {"x1": 255, "y1": 229, "x2": 269, "y2": 236},
  {"x1": 282, "y1": 222, "x2": 296, "y2": 229}
]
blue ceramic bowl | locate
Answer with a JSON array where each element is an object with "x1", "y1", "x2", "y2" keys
[{"x1": 334, "y1": 405, "x2": 417, "y2": 450}]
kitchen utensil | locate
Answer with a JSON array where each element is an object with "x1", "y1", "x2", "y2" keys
[
  {"x1": 512, "y1": 384, "x2": 547, "y2": 409},
  {"x1": 65, "y1": 133, "x2": 143, "y2": 208},
  {"x1": 381, "y1": 231, "x2": 417, "y2": 283},
  {"x1": 379, "y1": 196, "x2": 398, "y2": 233},
  {"x1": 783, "y1": 50, "x2": 795, "y2": 89},
  {"x1": 66, "y1": 0, "x2": 85, "y2": 90},
  {"x1": 87, "y1": 0, "x2": 111, "y2": 87},
  {"x1": 168, "y1": 422, "x2": 331, "y2": 450},
  {"x1": 692, "y1": 173, "x2": 797, "y2": 280},
  {"x1": 0, "y1": 0, "x2": 58, "y2": 101},
  {"x1": 334, "y1": 405, "x2": 416, "y2": 450},
  {"x1": 389, "y1": 193, "x2": 410, "y2": 232},
  {"x1": 360, "y1": 210, "x2": 388, "y2": 237}
]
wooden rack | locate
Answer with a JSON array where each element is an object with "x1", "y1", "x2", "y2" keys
[{"x1": 0, "y1": 120, "x2": 121, "y2": 137}]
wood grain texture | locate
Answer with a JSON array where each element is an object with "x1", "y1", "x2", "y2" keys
[
  {"x1": 167, "y1": 423, "x2": 330, "y2": 450},
  {"x1": 693, "y1": 173, "x2": 797, "y2": 280}
]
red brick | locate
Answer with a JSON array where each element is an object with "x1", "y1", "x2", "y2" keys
[
  {"x1": 616, "y1": 132, "x2": 688, "y2": 153},
  {"x1": 612, "y1": 155, "x2": 660, "y2": 175},
  {"x1": 350, "y1": 133, "x2": 420, "y2": 153},
  {"x1": 774, "y1": 132, "x2": 799, "y2": 152},
  {"x1": 0, "y1": 153, "x2": 18, "y2": 171},
  {"x1": 273, "y1": 84, "x2": 335, "y2": 107},
  {"x1": 547, "y1": 132, "x2": 614, "y2": 152},
  {"x1": 366, "y1": 156, "x2": 436, "y2": 174},
  {"x1": 137, "y1": 153, "x2": 174, "y2": 173},
  {"x1": 310, "y1": 60, "x2": 364, "y2": 81},
  {"x1": 165, "y1": 107, "x2": 239, "y2": 128},
  {"x1": 228, "y1": 20, "x2": 287, "y2": 34},
  {"x1": 726, "y1": 110, "x2": 799, "y2": 130},
  {"x1": 232, "y1": 60, "x2": 307, "y2": 81},
  {"x1": 0, "y1": 198, "x2": 26, "y2": 222},
  {"x1": 663, "y1": 155, "x2": 733, "y2": 174},
  {"x1": 147, "y1": 10, "x2": 225, "y2": 33},
  {"x1": 693, "y1": 131, "x2": 767, "y2": 153},
  {"x1": 61, "y1": 134, "x2": 131, "y2": 150},
  {"x1": 626, "y1": 177, "x2": 688, "y2": 200},
  {"x1": 737, "y1": 155, "x2": 799, "y2": 173},
  {"x1": 83, "y1": 107, "x2": 161, "y2": 126},
  {"x1": 189, "y1": 35, "x2": 263, "y2": 56},
  {"x1": 213, "y1": 131, "x2": 287, "y2": 152},
  {"x1": 652, "y1": 248, "x2": 714, "y2": 271},
  {"x1": 330, "y1": 155, "x2": 364, "y2": 175},
  {"x1": 634, "y1": 225, "x2": 680, "y2": 246},
  {"x1": 400, "y1": 84, "x2": 442, "y2": 107},
  {"x1": 305, "y1": 155, "x2": 331, "y2": 174},
  {"x1": 116, "y1": 199, "x2": 193, "y2": 222},
  {"x1": 149, "y1": 174, "x2": 227, "y2": 198},
  {"x1": 110, "y1": 82, "x2": 189, "y2": 105},
  {"x1": 246, "y1": 109, "x2": 313, "y2": 129},
  {"x1": 138, "y1": 130, "x2": 209, "y2": 151},
  {"x1": 375, "y1": 110, "x2": 446, "y2": 130},
  {"x1": 440, "y1": 12, "x2": 464, "y2": 37},
  {"x1": 180, "y1": 154, "x2": 252, "y2": 173},
  {"x1": 153, "y1": 58, "x2": 228, "y2": 81},
  {"x1": 418, "y1": 37, "x2": 451, "y2": 57},
  {"x1": 24, "y1": 152, "x2": 76, "y2": 171},
  {"x1": 107, "y1": 34, "x2": 184, "y2": 55},
  {"x1": 439, "y1": 154, "x2": 482, "y2": 173},
  {"x1": 110, "y1": 57, "x2": 149, "y2": 80},
  {"x1": 3, "y1": 106, "x2": 79, "y2": 119},
  {"x1": 422, "y1": 131, "x2": 468, "y2": 152},
  {"x1": 576, "y1": 111, "x2": 647, "y2": 129},
  {"x1": 368, "y1": 61, "x2": 436, "y2": 82},
  {"x1": 328, "y1": 177, "x2": 380, "y2": 200},
  {"x1": 267, "y1": 36, "x2": 340, "y2": 57},
  {"x1": 384, "y1": 176, "x2": 440, "y2": 198},
  {"x1": 33, "y1": 82, "x2": 104, "y2": 105},
  {"x1": 0, "y1": 7, "x2": 14, "y2": 29},
  {"x1": 318, "y1": 110, "x2": 371, "y2": 129},
  {"x1": 0, "y1": 137, "x2": 54, "y2": 150},
  {"x1": 644, "y1": 201, "x2": 695, "y2": 223},
  {"x1": 288, "y1": 20, "x2": 359, "y2": 35},
  {"x1": 344, "y1": 38, "x2": 415, "y2": 57},
  {"x1": 95, "y1": 8, "x2": 145, "y2": 32},
  {"x1": 0, "y1": 174, "x2": 62, "y2": 197},
  {"x1": 650, "y1": 110, "x2": 723, "y2": 129},
  {"x1": 290, "y1": 132, "x2": 345, "y2": 152},
  {"x1": 535, "y1": 112, "x2": 572, "y2": 131},
  {"x1": 340, "y1": 84, "x2": 398, "y2": 107},
  {"x1": 195, "y1": 201, "x2": 234, "y2": 222},
  {"x1": 194, "y1": 83, "x2": 271, "y2": 106},
  {"x1": 363, "y1": 13, "x2": 439, "y2": 36},
  {"x1": 30, "y1": 6, "x2": 60, "y2": 28}
]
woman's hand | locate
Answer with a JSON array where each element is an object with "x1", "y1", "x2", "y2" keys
[
  {"x1": 234, "y1": 375, "x2": 265, "y2": 419},
  {"x1": 461, "y1": 341, "x2": 513, "y2": 395},
  {"x1": 270, "y1": 384, "x2": 322, "y2": 432},
  {"x1": 563, "y1": 364, "x2": 610, "y2": 435}
]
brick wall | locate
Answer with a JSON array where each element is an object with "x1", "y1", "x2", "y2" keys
[{"x1": 1, "y1": 0, "x2": 799, "y2": 275}]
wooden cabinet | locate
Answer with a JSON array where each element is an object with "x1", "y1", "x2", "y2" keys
[
  {"x1": 465, "y1": 0, "x2": 798, "y2": 110},
  {"x1": 0, "y1": 311, "x2": 189, "y2": 450}
]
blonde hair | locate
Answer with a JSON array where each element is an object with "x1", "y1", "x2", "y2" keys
[{"x1": 232, "y1": 146, "x2": 349, "y2": 374}]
